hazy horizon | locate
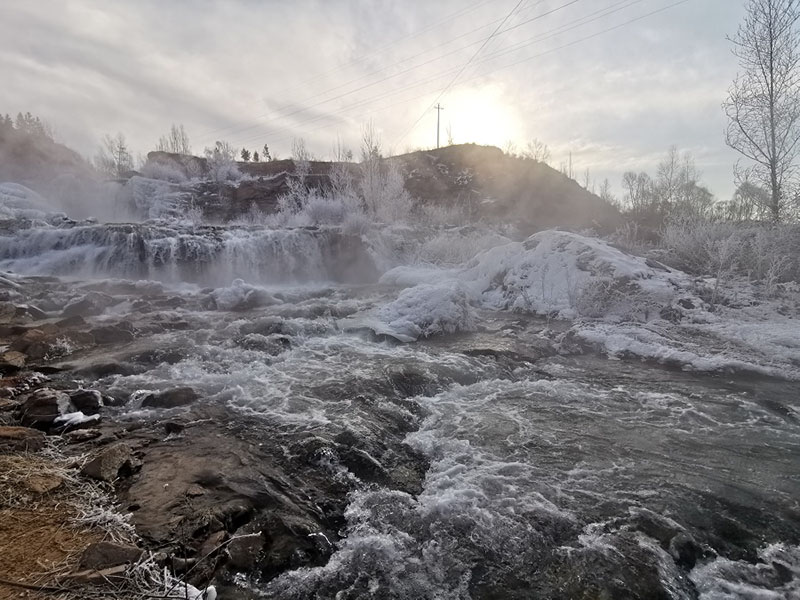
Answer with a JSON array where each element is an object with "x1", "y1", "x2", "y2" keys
[{"x1": 1, "y1": 0, "x2": 745, "y2": 199}]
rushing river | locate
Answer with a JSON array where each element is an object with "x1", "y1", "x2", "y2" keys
[{"x1": 1, "y1": 214, "x2": 798, "y2": 599}]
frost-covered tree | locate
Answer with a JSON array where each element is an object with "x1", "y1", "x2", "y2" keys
[
  {"x1": 241, "y1": 148, "x2": 251, "y2": 162},
  {"x1": 291, "y1": 137, "x2": 313, "y2": 161},
  {"x1": 12, "y1": 111, "x2": 52, "y2": 140},
  {"x1": 623, "y1": 148, "x2": 714, "y2": 223},
  {"x1": 94, "y1": 132, "x2": 133, "y2": 177},
  {"x1": 0, "y1": 114, "x2": 12, "y2": 133},
  {"x1": 358, "y1": 122, "x2": 412, "y2": 222},
  {"x1": 724, "y1": 0, "x2": 800, "y2": 221},
  {"x1": 156, "y1": 123, "x2": 191, "y2": 155},
  {"x1": 203, "y1": 140, "x2": 241, "y2": 182}
]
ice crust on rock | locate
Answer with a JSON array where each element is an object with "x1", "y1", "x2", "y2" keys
[
  {"x1": 0, "y1": 182, "x2": 56, "y2": 220},
  {"x1": 375, "y1": 283, "x2": 476, "y2": 341}
]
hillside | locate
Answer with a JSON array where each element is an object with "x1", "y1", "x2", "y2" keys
[{"x1": 145, "y1": 144, "x2": 621, "y2": 231}]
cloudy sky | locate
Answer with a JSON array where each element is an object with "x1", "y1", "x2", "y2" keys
[{"x1": 1, "y1": 0, "x2": 745, "y2": 199}]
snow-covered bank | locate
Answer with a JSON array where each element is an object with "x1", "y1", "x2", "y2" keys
[{"x1": 372, "y1": 230, "x2": 800, "y2": 378}]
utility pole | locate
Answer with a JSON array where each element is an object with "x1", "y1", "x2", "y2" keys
[{"x1": 435, "y1": 103, "x2": 444, "y2": 148}]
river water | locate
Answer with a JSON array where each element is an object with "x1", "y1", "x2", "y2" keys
[{"x1": 1, "y1": 216, "x2": 799, "y2": 599}]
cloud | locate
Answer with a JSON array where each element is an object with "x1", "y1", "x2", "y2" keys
[{"x1": 0, "y1": 0, "x2": 744, "y2": 197}]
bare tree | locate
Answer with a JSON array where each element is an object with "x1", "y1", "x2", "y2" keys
[
  {"x1": 291, "y1": 137, "x2": 313, "y2": 162},
  {"x1": 156, "y1": 123, "x2": 191, "y2": 155},
  {"x1": 523, "y1": 138, "x2": 551, "y2": 164},
  {"x1": 94, "y1": 132, "x2": 133, "y2": 177},
  {"x1": 724, "y1": 0, "x2": 800, "y2": 221}
]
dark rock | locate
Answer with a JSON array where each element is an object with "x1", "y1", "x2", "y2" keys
[
  {"x1": 62, "y1": 292, "x2": 116, "y2": 318},
  {"x1": 164, "y1": 421, "x2": 185, "y2": 435},
  {"x1": 19, "y1": 304, "x2": 48, "y2": 320},
  {"x1": 678, "y1": 298, "x2": 696, "y2": 310},
  {"x1": 199, "y1": 530, "x2": 227, "y2": 558},
  {"x1": 68, "y1": 389, "x2": 104, "y2": 414},
  {"x1": 75, "y1": 361, "x2": 142, "y2": 378},
  {"x1": 226, "y1": 532, "x2": 265, "y2": 571},
  {"x1": 0, "y1": 425, "x2": 46, "y2": 452},
  {"x1": 79, "y1": 541, "x2": 142, "y2": 570},
  {"x1": 17, "y1": 388, "x2": 73, "y2": 429},
  {"x1": 82, "y1": 443, "x2": 133, "y2": 482},
  {"x1": 142, "y1": 387, "x2": 200, "y2": 409},
  {"x1": 55, "y1": 315, "x2": 87, "y2": 329},
  {"x1": 91, "y1": 323, "x2": 135, "y2": 345},
  {"x1": 64, "y1": 428, "x2": 102, "y2": 443},
  {"x1": 669, "y1": 532, "x2": 704, "y2": 569},
  {"x1": 0, "y1": 301, "x2": 16, "y2": 322},
  {"x1": 0, "y1": 350, "x2": 26, "y2": 374},
  {"x1": 659, "y1": 306, "x2": 683, "y2": 323}
]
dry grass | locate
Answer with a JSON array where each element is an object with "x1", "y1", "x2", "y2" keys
[{"x1": 0, "y1": 440, "x2": 217, "y2": 599}]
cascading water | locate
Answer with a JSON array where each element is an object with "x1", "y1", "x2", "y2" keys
[{"x1": 0, "y1": 222, "x2": 377, "y2": 285}]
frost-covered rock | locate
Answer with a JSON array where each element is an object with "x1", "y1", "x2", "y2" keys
[
  {"x1": 0, "y1": 182, "x2": 54, "y2": 220},
  {"x1": 377, "y1": 283, "x2": 476, "y2": 341},
  {"x1": 210, "y1": 279, "x2": 277, "y2": 311},
  {"x1": 382, "y1": 230, "x2": 697, "y2": 321}
]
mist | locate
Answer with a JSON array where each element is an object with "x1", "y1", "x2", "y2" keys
[{"x1": 0, "y1": 2, "x2": 799, "y2": 599}]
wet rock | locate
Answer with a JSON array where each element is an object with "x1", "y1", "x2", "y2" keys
[
  {"x1": 75, "y1": 361, "x2": 142, "y2": 378},
  {"x1": 91, "y1": 323, "x2": 135, "y2": 345},
  {"x1": 82, "y1": 443, "x2": 133, "y2": 482},
  {"x1": 16, "y1": 304, "x2": 47, "y2": 320},
  {"x1": 164, "y1": 421, "x2": 185, "y2": 435},
  {"x1": 141, "y1": 387, "x2": 200, "y2": 409},
  {"x1": 628, "y1": 508, "x2": 684, "y2": 547},
  {"x1": 55, "y1": 314, "x2": 86, "y2": 329},
  {"x1": 226, "y1": 531, "x2": 265, "y2": 571},
  {"x1": 0, "y1": 425, "x2": 46, "y2": 452},
  {"x1": 68, "y1": 389, "x2": 104, "y2": 414},
  {"x1": 659, "y1": 306, "x2": 683, "y2": 323},
  {"x1": 669, "y1": 532, "x2": 704, "y2": 569},
  {"x1": 199, "y1": 530, "x2": 227, "y2": 558},
  {"x1": 0, "y1": 301, "x2": 17, "y2": 322},
  {"x1": 10, "y1": 328, "x2": 47, "y2": 352},
  {"x1": 17, "y1": 388, "x2": 73, "y2": 429},
  {"x1": 64, "y1": 428, "x2": 102, "y2": 443},
  {"x1": 235, "y1": 333, "x2": 291, "y2": 355},
  {"x1": 0, "y1": 350, "x2": 26, "y2": 374},
  {"x1": 62, "y1": 291, "x2": 116, "y2": 318},
  {"x1": 79, "y1": 541, "x2": 142, "y2": 570}
]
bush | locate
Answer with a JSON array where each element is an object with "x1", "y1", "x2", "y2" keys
[{"x1": 659, "y1": 218, "x2": 800, "y2": 292}]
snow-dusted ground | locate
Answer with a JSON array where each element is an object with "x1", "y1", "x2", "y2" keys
[{"x1": 369, "y1": 230, "x2": 800, "y2": 380}]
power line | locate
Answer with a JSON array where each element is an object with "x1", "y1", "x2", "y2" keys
[
  {"x1": 230, "y1": 0, "x2": 686, "y2": 151},
  {"x1": 203, "y1": 0, "x2": 581, "y2": 145},
  {"x1": 198, "y1": 0, "x2": 504, "y2": 139},
  {"x1": 229, "y1": 0, "x2": 645, "y2": 150}
]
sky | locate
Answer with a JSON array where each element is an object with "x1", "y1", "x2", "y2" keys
[{"x1": 0, "y1": 0, "x2": 746, "y2": 200}]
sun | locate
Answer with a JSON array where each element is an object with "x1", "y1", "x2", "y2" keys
[{"x1": 439, "y1": 84, "x2": 520, "y2": 148}]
